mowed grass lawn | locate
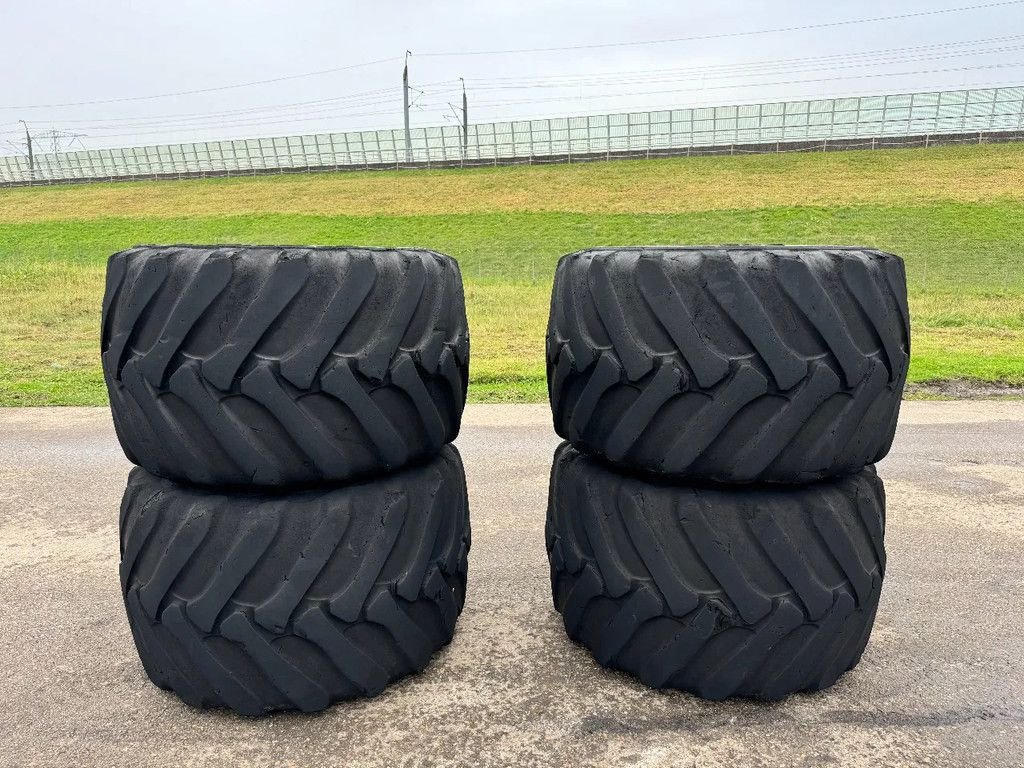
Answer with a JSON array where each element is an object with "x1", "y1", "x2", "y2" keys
[{"x1": 1, "y1": 143, "x2": 1023, "y2": 405}]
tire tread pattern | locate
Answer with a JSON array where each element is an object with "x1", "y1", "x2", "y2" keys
[
  {"x1": 546, "y1": 443, "x2": 885, "y2": 700},
  {"x1": 120, "y1": 447, "x2": 470, "y2": 716},
  {"x1": 103, "y1": 245, "x2": 469, "y2": 488},
  {"x1": 547, "y1": 246, "x2": 909, "y2": 483}
]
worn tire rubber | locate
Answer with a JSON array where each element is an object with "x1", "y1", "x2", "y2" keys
[
  {"x1": 120, "y1": 446, "x2": 470, "y2": 716},
  {"x1": 102, "y1": 245, "x2": 469, "y2": 488},
  {"x1": 547, "y1": 246, "x2": 909, "y2": 484},
  {"x1": 546, "y1": 443, "x2": 885, "y2": 701}
]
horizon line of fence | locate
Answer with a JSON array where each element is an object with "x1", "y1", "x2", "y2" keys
[{"x1": 2, "y1": 85, "x2": 1023, "y2": 185}]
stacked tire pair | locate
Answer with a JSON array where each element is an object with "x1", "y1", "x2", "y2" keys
[
  {"x1": 545, "y1": 246, "x2": 909, "y2": 700},
  {"x1": 103, "y1": 245, "x2": 471, "y2": 716}
]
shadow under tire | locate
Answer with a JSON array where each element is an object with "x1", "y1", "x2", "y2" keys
[
  {"x1": 102, "y1": 244, "x2": 469, "y2": 488},
  {"x1": 547, "y1": 246, "x2": 909, "y2": 484},
  {"x1": 120, "y1": 446, "x2": 471, "y2": 716},
  {"x1": 546, "y1": 443, "x2": 885, "y2": 701}
]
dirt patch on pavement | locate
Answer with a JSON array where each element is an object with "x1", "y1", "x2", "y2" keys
[{"x1": 905, "y1": 379, "x2": 1024, "y2": 399}]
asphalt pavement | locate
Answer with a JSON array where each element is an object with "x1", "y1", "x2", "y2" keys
[{"x1": 1, "y1": 402, "x2": 1022, "y2": 767}]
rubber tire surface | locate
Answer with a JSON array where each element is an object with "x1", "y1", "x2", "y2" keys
[
  {"x1": 547, "y1": 246, "x2": 909, "y2": 484},
  {"x1": 546, "y1": 443, "x2": 885, "y2": 701},
  {"x1": 120, "y1": 446, "x2": 470, "y2": 716},
  {"x1": 102, "y1": 245, "x2": 469, "y2": 488}
]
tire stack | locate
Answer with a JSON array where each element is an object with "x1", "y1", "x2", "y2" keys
[
  {"x1": 545, "y1": 246, "x2": 909, "y2": 700},
  {"x1": 102, "y1": 245, "x2": 471, "y2": 716}
]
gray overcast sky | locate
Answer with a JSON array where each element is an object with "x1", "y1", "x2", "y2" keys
[{"x1": 1, "y1": 0, "x2": 1023, "y2": 152}]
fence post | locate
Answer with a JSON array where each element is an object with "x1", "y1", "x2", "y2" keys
[{"x1": 327, "y1": 133, "x2": 337, "y2": 171}]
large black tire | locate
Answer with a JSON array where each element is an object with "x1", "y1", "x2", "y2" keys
[
  {"x1": 120, "y1": 446, "x2": 470, "y2": 716},
  {"x1": 102, "y1": 245, "x2": 469, "y2": 488},
  {"x1": 546, "y1": 443, "x2": 885, "y2": 701},
  {"x1": 547, "y1": 246, "x2": 909, "y2": 484}
]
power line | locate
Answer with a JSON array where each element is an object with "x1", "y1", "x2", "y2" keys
[
  {"x1": 3, "y1": 23, "x2": 1021, "y2": 151},
  {"x1": 461, "y1": 45, "x2": 1024, "y2": 93},
  {"x1": 461, "y1": 35, "x2": 1024, "y2": 86},
  {"x1": 458, "y1": 78, "x2": 1024, "y2": 126},
  {"x1": 20, "y1": 65, "x2": 1022, "y2": 146},
  {"x1": 1, "y1": 56, "x2": 403, "y2": 111},
  {"x1": 42, "y1": 70, "x2": 1024, "y2": 148},
  {"x1": 6, "y1": 76, "x2": 1021, "y2": 154},
  {"x1": 49, "y1": 106, "x2": 409, "y2": 142},
  {"x1": 44, "y1": 91, "x2": 462, "y2": 140},
  {"x1": 0, "y1": 81, "x2": 461, "y2": 133},
  {"x1": 29, "y1": 92, "x2": 410, "y2": 131},
  {"x1": 461, "y1": 62, "x2": 1024, "y2": 111},
  {"x1": 462, "y1": 34, "x2": 1024, "y2": 82},
  {"x1": 7, "y1": 34, "x2": 1016, "y2": 136},
  {"x1": 418, "y1": 1, "x2": 1024, "y2": 57},
  {"x1": 41, "y1": 88, "x2": 404, "y2": 124},
  {"x1": 4, "y1": 2, "x2": 1017, "y2": 115},
  {"x1": 47, "y1": 83, "x2": 456, "y2": 136}
]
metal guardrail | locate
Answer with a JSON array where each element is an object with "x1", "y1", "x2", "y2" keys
[{"x1": 2, "y1": 86, "x2": 1023, "y2": 186}]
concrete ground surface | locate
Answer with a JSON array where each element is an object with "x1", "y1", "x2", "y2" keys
[{"x1": 1, "y1": 402, "x2": 1023, "y2": 768}]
